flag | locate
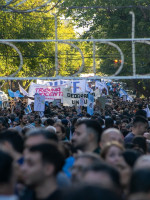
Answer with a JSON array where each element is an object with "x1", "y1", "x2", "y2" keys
[
  {"x1": 24, "y1": 105, "x2": 32, "y2": 114},
  {"x1": 119, "y1": 89, "x2": 127, "y2": 97},
  {"x1": 144, "y1": 105, "x2": 150, "y2": 117},
  {"x1": 8, "y1": 89, "x2": 24, "y2": 98},
  {"x1": 127, "y1": 95, "x2": 133, "y2": 102},
  {"x1": 87, "y1": 93, "x2": 94, "y2": 116},
  {"x1": 95, "y1": 81, "x2": 109, "y2": 95},
  {"x1": 19, "y1": 84, "x2": 29, "y2": 96}
]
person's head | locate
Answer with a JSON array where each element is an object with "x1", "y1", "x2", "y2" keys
[
  {"x1": 132, "y1": 136, "x2": 147, "y2": 154},
  {"x1": 132, "y1": 116, "x2": 148, "y2": 136},
  {"x1": 82, "y1": 162, "x2": 121, "y2": 194},
  {"x1": 0, "y1": 129, "x2": 24, "y2": 157},
  {"x1": 135, "y1": 109, "x2": 147, "y2": 118},
  {"x1": 0, "y1": 150, "x2": 15, "y2": 194},
  {"x1": 61, "y1": 119, "x2": 69, "y2": 127},
  {"x1": 105, "y1": 118, "x2": 114, "y2": 129},
  {"x1": 61, "y1": 185, "x2": 121, "y2": 200},
  {"x1": 44, "y1": 118, "x2": 55, "y2": 127},
  {"x1": 134, "y1": 155, "x2": 150, "y2": 170},
  {"x1": 29, "y1": 114, "x2": 35, "y2": 123},
  {"x1": 24, "y1": 128, "x2": 58, "y2": 153},
  {"x1": 72, "y1": 120, "x2": 102, "y2": 152},
  {"x1": 116, "y1": 150, "x2": 141, "y2": 189},
  {"x1": 71, "y1": 153, "x2": 100, "y2": 184},
  {"x1": 19, "y1": 114, "x2": 28, "y2": 126},
  {"x1": 128, "y1": 193, "x2": 150, "y2": 200},
  {"x1": 101, "y1": 128, "x2": 124, "y2": 149},
  {"x1": 34, "y1": 118, "x2": 42, "y2": 127},
  {"x1": 54, "y1": 122, "x2": 66, "y2": 141},
  {"x1": 46, "y1": 126, "x2": 56, "y2": 134},
  {"x1": 101, "y1": 141, "x2": 124, "y2": 167},
  {"x1": 22, "y1": 143, "x2": 65, "y2": 187},
  {"x1": 0, "y1": 118, "x2": 7, "y2": 132},
  {"x1": 129, "y1": 169, "x2": 150, "y2": 195},
  {"x1": 13, "y1": 121, "x2": 19, "y2": 127}
]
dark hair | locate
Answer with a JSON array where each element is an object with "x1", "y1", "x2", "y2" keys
[
  {"x1": 132, "y1": 136, "x2": 147, "y2": 154},
  {"x1": 135, "y1": 110, "x2": 147, "y2": 118},
  {"x1": 27, "y1": 128, "x2": 58, "y2": 142},
  {"x1": 105, "y1": 118, "x2": 114, "y2": 129},
  {"x1": 97, "y1": 117, "x2": 104, "y2": 126},
  {"x1": 54, "y1": 123, "x2": 66, "y2": 134},
  {"x1": 129, "y1": 169, "x2": 150, "y2": 194},
  {"x1": 34, "y1": 118, "x2": 42, "y2": 124},
  {"x1": 29, "y1": 143, "x2": 65, "y2": 175},
  {"x1": 0, "y1": 150, "x2": 13, "y2": 184},
  {"x1": 61, "y1": 185, "x2": 121, "y2": 200},
  {"x1": 121, "y1": 150, "x2": 141, "y2": 168},
  {"x1": 76, "y1": 120, "x2": 102, "y2": 142},
  {"x1": 84, "y1": 162, "x2": 121, "y2": 190},
  {"x1": 0, "y1": 130, "x2": 24, "y2": 153},
  {"x1": 45, "y1": 118, "x2": 55, "y2": 126},
  {"x1": 133, "y1": 116, "x2": 148, "y2": 127}
]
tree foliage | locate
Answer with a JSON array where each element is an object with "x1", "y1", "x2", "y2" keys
[{"x1": 60, "y1": 0, "x2": 150, "y2": 96}]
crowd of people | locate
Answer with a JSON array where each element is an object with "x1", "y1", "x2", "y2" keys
[{"x1": 0, "y1": 93, "x2": 150, "y2": 200}]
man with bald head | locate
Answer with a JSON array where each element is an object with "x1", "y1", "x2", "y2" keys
[{"x1": 100, "y1": 128, "x2": 124, "y2": 148}]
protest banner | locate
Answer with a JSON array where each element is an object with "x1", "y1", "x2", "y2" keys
[
  {"x1": 34, "y1": 94, "x2": 45, "y2": 112},
  {"x1": 63, "y1": 88, "x2": 99, "y2": 107},
  {"x1": 37, "y1": 79, "x2": 86, "y2": 94},
  {"x1": 28, "y1": 82, "x2": 64, "y2": 104},
  {"x1": 37, "y1": 79, "x2": 69, "y2": 86},
  {"x1": 87, "y1": 93, "x2": 94, "y2": 115}
]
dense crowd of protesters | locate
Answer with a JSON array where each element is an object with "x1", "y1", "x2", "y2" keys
[{"x1": 0, "y1": 92, "x2": 150, "y2": 200}]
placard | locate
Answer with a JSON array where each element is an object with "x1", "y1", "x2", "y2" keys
[{"x1": 34, "y1": 94, "x2": 45, "y2": 112}]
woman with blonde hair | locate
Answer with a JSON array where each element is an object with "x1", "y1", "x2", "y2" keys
[{"x1": 101, "y1": 141, "x2": 124, "y2": 167}]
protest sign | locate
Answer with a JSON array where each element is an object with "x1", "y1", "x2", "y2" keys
[
  {"x1": 37, "y1": 79, "x2": 86, "y2": 94},
  {"x1": 87, "y1": 93, "x2": 94, "y2": 115},
  {"x1": 123, "y1": 95, "x2": 127, "y2": 101},
  {"x1": 28, "y1": 82, "x2": 64, "y2": 104},
  {"x1": 97, "y1": 96, "x2": 107, "y2": 109},
  {"x1": 71, "y1": 80, "x2": 86, "y2": 93},
  {"x1": 77, "y1": 106, "x2": 82, "y2": 114},
  {"x1": 39, "y1": 111, "x2": 44, "y2": 118},
  {"x1": 37, "y1": 79, "x2": 69, "y2": 86},
  {"x1": 34, "y1": 94, "x2": 45, "y2": 112},
  {"x1": 80, "y1": 97, "x2": 85, "y2": 106},
  {"x1": 63, "y1": 89, "x2": 99, "y2": 107}
]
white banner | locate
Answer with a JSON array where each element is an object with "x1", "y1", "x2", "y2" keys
[
  {"x1": 37, "y1": 79, "x2": 86, "y2": 94},
  {"x1": 37, "y1": 79, "x2": 69, "y2": 86},
  {"x1": 63, "y1": 88, "x2": 99, "y2": 107},
  {"x1": 71, "y1": 80, "x2": 86, "y2": 93},
  {"x1": 28, "y1": 82, "x2": 64, "y2": 104}
]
